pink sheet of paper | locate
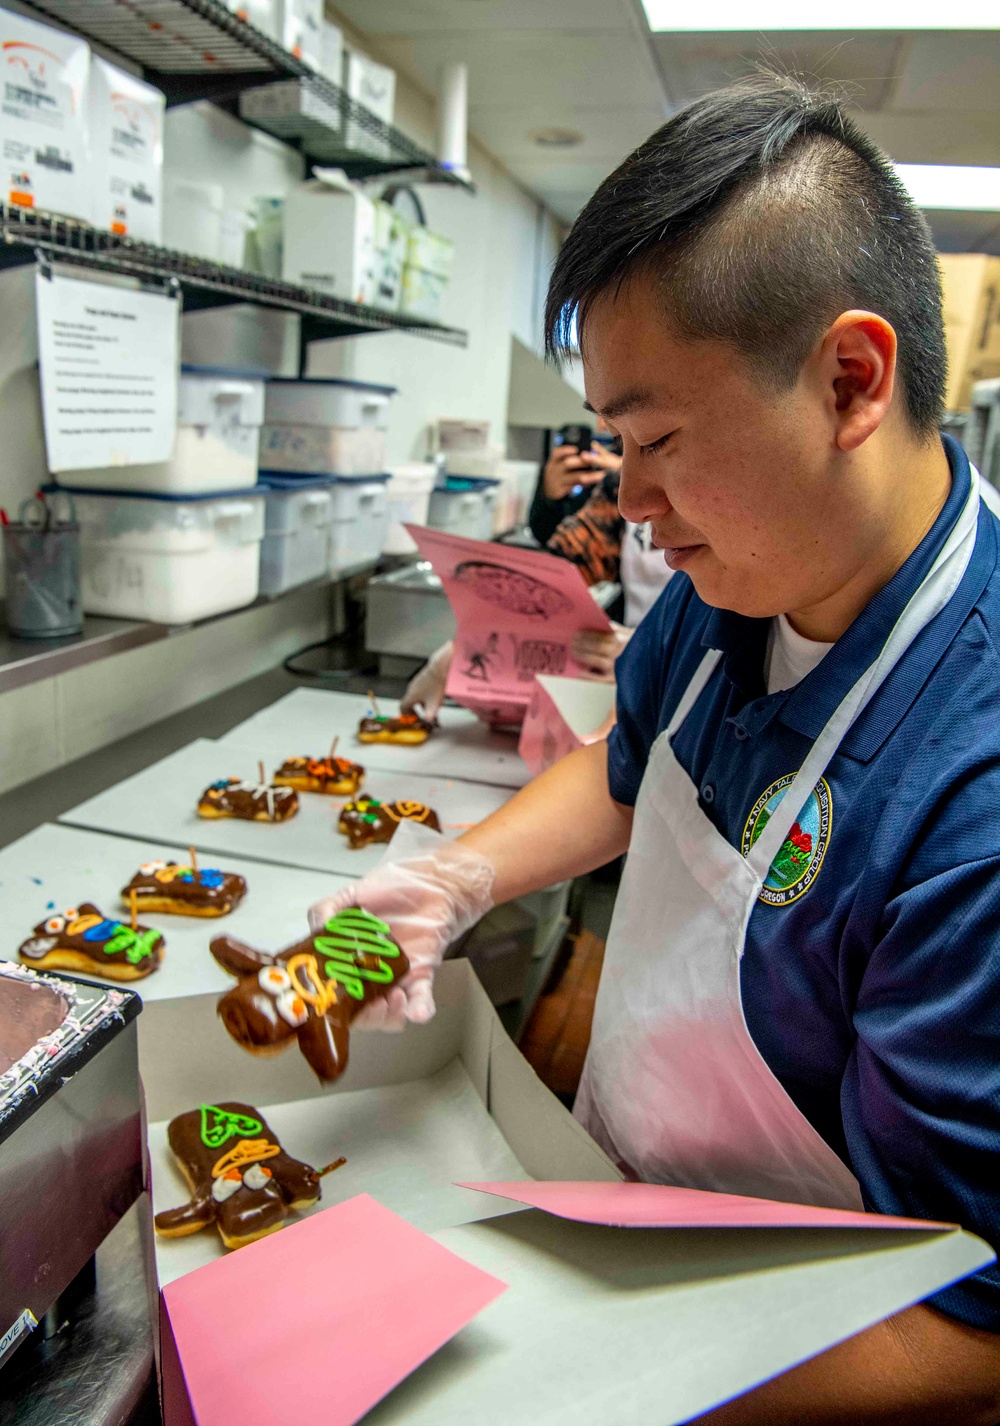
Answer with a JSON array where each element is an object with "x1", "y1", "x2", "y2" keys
[
  {"x1": 161, "y1": 1193, "x2": 507, "y2": 1426},
  {"x1": 458, "y1": 1181, "x2": 951, "y2": 1232},
  {"x1": 407, "y1": 525, "x2": 611, "y2": 718},
  {"x1": 518, "y1": 675, "x2": 616, "y2": 777}
]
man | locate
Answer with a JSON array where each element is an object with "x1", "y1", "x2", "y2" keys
[{"x1": 313, "y1": 78, "x2": 1000, "y2": 1422}]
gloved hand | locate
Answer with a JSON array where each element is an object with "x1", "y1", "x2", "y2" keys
[
  {"x1": 307, "y1": 840, "x2": 495, "y2": 1030},
  {"x1": 400, "y1": 640, "x2": 453, "y2": 720},
  {"x1": 572, "y1": 622, "x2": 633, "y2": 682}
]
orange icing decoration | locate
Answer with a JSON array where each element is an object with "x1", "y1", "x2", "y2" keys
[{"x1": 211, "y1": 1139, "x2": 281, "y2": 1179}]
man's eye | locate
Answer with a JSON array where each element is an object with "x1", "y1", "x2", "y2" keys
[{"x1": 639, "y1": 433, "x2": 672, "y2": 456}]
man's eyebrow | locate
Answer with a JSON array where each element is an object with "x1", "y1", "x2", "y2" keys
[{"x1": 583, "y1": 387, "x2": 656, "y2": 419}]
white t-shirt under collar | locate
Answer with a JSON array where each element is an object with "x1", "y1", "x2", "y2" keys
[{"x1": 765, "y1": 614, "x2": 833, "y2": 695}]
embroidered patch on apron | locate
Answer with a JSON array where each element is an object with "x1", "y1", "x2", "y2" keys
[{"x1": 742, "y1": 774, "x2": 832, "y2": 906}]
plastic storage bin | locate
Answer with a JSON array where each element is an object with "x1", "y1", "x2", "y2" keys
[
  {"x1": 427, "y1": 477, "x2": 500, "y2": 542},
  {"x1": 383, "y1": 463, "x2": 437, "y2": 555},
  {"x1": 328, "y1": 475, "x2": 390, "y2": 575},
  {"x1": 53, "y1": 367, "x2": 266, "y2": 495},
  {"x1": 257, "y1": 476, "x2": 334, "y2": 596},
  {"x1": 58, "y1": 486, "x2": 266, "y2": 624},
  {"x1": 261, "y1": 377, "x2": 396, "y2": 478},
  {"x1": 258, "y1": 423, "x2": 387, "y2": 478},
  {"x1": 264, "y1": 377, "x2": 395, "y2": 429}
]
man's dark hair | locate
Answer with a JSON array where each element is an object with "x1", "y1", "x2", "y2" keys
[{"x1": 545, "y1": 76, "x2": 946, "y2": 435}]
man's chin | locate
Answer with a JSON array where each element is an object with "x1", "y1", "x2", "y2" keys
[{"x1": 685, "y1": 562, "x2": 773, "y2": 617}]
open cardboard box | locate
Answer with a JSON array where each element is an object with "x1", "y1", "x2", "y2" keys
[
  {"x1": 146, "y1": 960, "x2": 993, "y2": 1426},
  {"x1": 519, "y1": 675, "x2": 616, "y2": 776}
]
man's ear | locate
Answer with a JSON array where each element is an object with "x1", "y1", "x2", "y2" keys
[{"x1": 819, "y1": 310, "x2": 897, "y2": 452}]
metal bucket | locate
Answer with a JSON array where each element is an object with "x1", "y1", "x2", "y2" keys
[{"x1": 3, "y1": 521, "x2": 83, "y2": 639}]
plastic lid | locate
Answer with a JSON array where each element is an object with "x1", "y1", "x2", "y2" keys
[
  {"x1": 180, "y1": 364, "x2": 271, "y2": 380},
  {"x1": 44, "y1": 483, "x2": 265, "y2": 504},
  {"x1": 265, "y1": 376, "x2": 397, "y2": 396},
  {"x1": 435, "y1": 476, "x2": 501, "y2": 492},
  {"x1": 256, "y1": 472, "x2": 333, "y2": 491},
  {"x1": 257, "y1": 470, "x2": 391, "y2": 486}
]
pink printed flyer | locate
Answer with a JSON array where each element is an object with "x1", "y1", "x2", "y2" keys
[{"x1": 407, "y1": 526, "x2": 612, "y2": 721}]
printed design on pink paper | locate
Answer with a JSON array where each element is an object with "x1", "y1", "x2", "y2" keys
[{"x1": 453, "y1": 560, "x2": 573, "y2": 619}]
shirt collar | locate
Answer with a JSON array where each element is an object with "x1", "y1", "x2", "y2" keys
[{"x1": 702, "y1": 436, "x2": 995, "y2": 760}]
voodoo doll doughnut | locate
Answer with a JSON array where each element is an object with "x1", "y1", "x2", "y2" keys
[
  {"x1": 338, "y1": 796, "x2": 440, "y2": 850},
  {"x1": 357, "y1": 712, "x2": 434, "y2": 746},
  {"x1": 154, "y1": 1102, "x2": 330, "y2": 1250},
  {"x1": 273, "y1": 755, "x2": 365, "y2": 796},
  {"x1": 122, "y1": 859, "x2": 247, "y2": 918},
  {"x1": 18, "y1": 902, "x2": 164, "y2": 981},
  {"x1": 198, "y1": 776, "x2": 299, "y2": 822},
  {"x1": 210, "y1": 908, "x2": 409, "y2": 1081}
]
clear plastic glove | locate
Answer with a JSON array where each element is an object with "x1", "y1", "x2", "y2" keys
[
  {"x1": 400, "y1": 640, "x2": 453, "y2": 719},
  {"x1": 572, "y1": 622, "x2": 633, "y2": 682},
  {"x1": 307, "y1": 840, "x2": 495, "y2": 1030}
]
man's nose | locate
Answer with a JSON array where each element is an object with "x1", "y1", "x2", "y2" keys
[{"x1": 618, "y1": 453, "x2": 668, "y2": 525}]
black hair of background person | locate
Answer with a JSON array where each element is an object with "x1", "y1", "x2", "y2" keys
[{"x1": 545, "y1": 75, "x2": 948, "y2": 436}]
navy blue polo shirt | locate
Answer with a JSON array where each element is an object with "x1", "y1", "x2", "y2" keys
[{"x1": 608, "y1": 436, "x2": 1000, "y2": 1332}]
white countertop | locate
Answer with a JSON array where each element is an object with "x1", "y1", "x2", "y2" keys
[{"x1": 59, "y1": 738, "x2": 512, "y2": 878}]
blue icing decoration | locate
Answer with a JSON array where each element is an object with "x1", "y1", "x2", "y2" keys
[
  {"x1": 83, "y1": 919, "x2": 119, "y2": 942},
  {"x1": 209, "y1": 779, "x2": 232, "y2": 791},
  {"x1": 179, "y1": 868, "x2": 224, "y2": 888}
]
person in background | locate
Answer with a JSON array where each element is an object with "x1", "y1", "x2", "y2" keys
[
  {"x1": 528, "y1": 426, "x2": 621, "y2": 546},
  {"x1": 401, "y1": 450, "x2": 672, "y2": 717},
  {"x1": 548, "y1": 464, "x2": 672, "y2": 679}
]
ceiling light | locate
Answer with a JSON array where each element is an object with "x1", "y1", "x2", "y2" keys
[
  {"x1": 641, "y1": 0, "x2": 996, "y2": 28},
  {"x1": 528, "y1": 128, "x2": 584, "y2": 148},
  {"x1": 895, "y1": 164, "x2": 1000, "y2": 211}
]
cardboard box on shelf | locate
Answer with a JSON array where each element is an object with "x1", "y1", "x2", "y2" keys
[
  {"x1": 0, "y1": 8, "x2": 89, "y2": 221},
  {"x1": 939, "y1": 253, "x2": 1000, "y2": 412},
  {"x1": 239, "y1": 78, "x2": 341, "y2": 140},
  {"x1": 89, "y1": 57, "x2": 164, "y2": 244},
  {"x1": 407, "y1": 224, "x2": 455, "y2": 281},
  {"x1": 280, "y1": 0, "x2": 322, "y2": 70},
  {"x1": 372, "y1": 199, "x2": 410, "y2": 311},
  {"x1": 400, "y1": 263, "x2": 448, "y2": 322},
  {"x1": 320, "y1": 19, "x2": 343, "y2": 87},
  {"x1": 223, "y1": 0, "x2": 279, "y2": 40},
  {"x1": 281, "y1": 175, "x2": 377, "y2": 304},
  {"x1": 343, "y1": 48, "x2": 396, "y2": 158}
]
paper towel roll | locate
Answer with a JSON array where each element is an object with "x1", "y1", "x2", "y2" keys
[{"x1": 437, "y1": 62, "x2": 470, "y2": 181}]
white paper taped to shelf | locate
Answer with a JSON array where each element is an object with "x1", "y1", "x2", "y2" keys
[{"x1": 35, "y1": 269, "x2": 179, "y2": 472}]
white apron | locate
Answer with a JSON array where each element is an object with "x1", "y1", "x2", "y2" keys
[
  {"x1": 576, "y1": 471, "x2": 983, "y2": 1209},
  {"x1": 621, "y1": 521, "x2": 672, "y2": 628}
]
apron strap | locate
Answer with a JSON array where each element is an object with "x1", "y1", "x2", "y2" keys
[
  {"x1": 666, "y1": 649, "x2": 723, "y2": 741},
  {"x1": 748, "y1": 470, "x2": 983, "y2": 878}
]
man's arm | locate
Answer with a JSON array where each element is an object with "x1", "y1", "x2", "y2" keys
[
  {"x1": 458, "y1": 739, "x2": 633, "y2": 903},
  {"x1": 698, "y1": 1303, "x2": 1000, "y2": 1425}
]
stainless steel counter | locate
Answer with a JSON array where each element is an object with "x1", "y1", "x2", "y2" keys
[{"x1": 0, "y1": 611, "x2": 168, "y2": 694}]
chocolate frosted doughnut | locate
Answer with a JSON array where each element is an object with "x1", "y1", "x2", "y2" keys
[
  {"x1": 338, "y1": 796, "x2": 440, "y2": 849},
  {"x1": 154, "y1": 1102, "x2": 327, "y2": 1250},
  {"x1": 357, "y1": 712, "x2": 434, "y2": 746},
  {"x1": 18, "y1": 902, "x2": 164, "y2": 982},
  {"x1": 273, "y1": 755, "x2": 365, "y2": 796},
  {"x1": 210, "y1": 908, "x2": 409, "y2": 1081},
  {"x1": 198, "y1": 776, "x2": 298, "y2": 822},
  {"x1": 122, "y1": 859, "x2": 247, "y2": 918}
]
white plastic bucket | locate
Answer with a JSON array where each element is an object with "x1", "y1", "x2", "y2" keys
[{"x1": 383, "y1": 464, "x2": 437, "y2": 555}]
